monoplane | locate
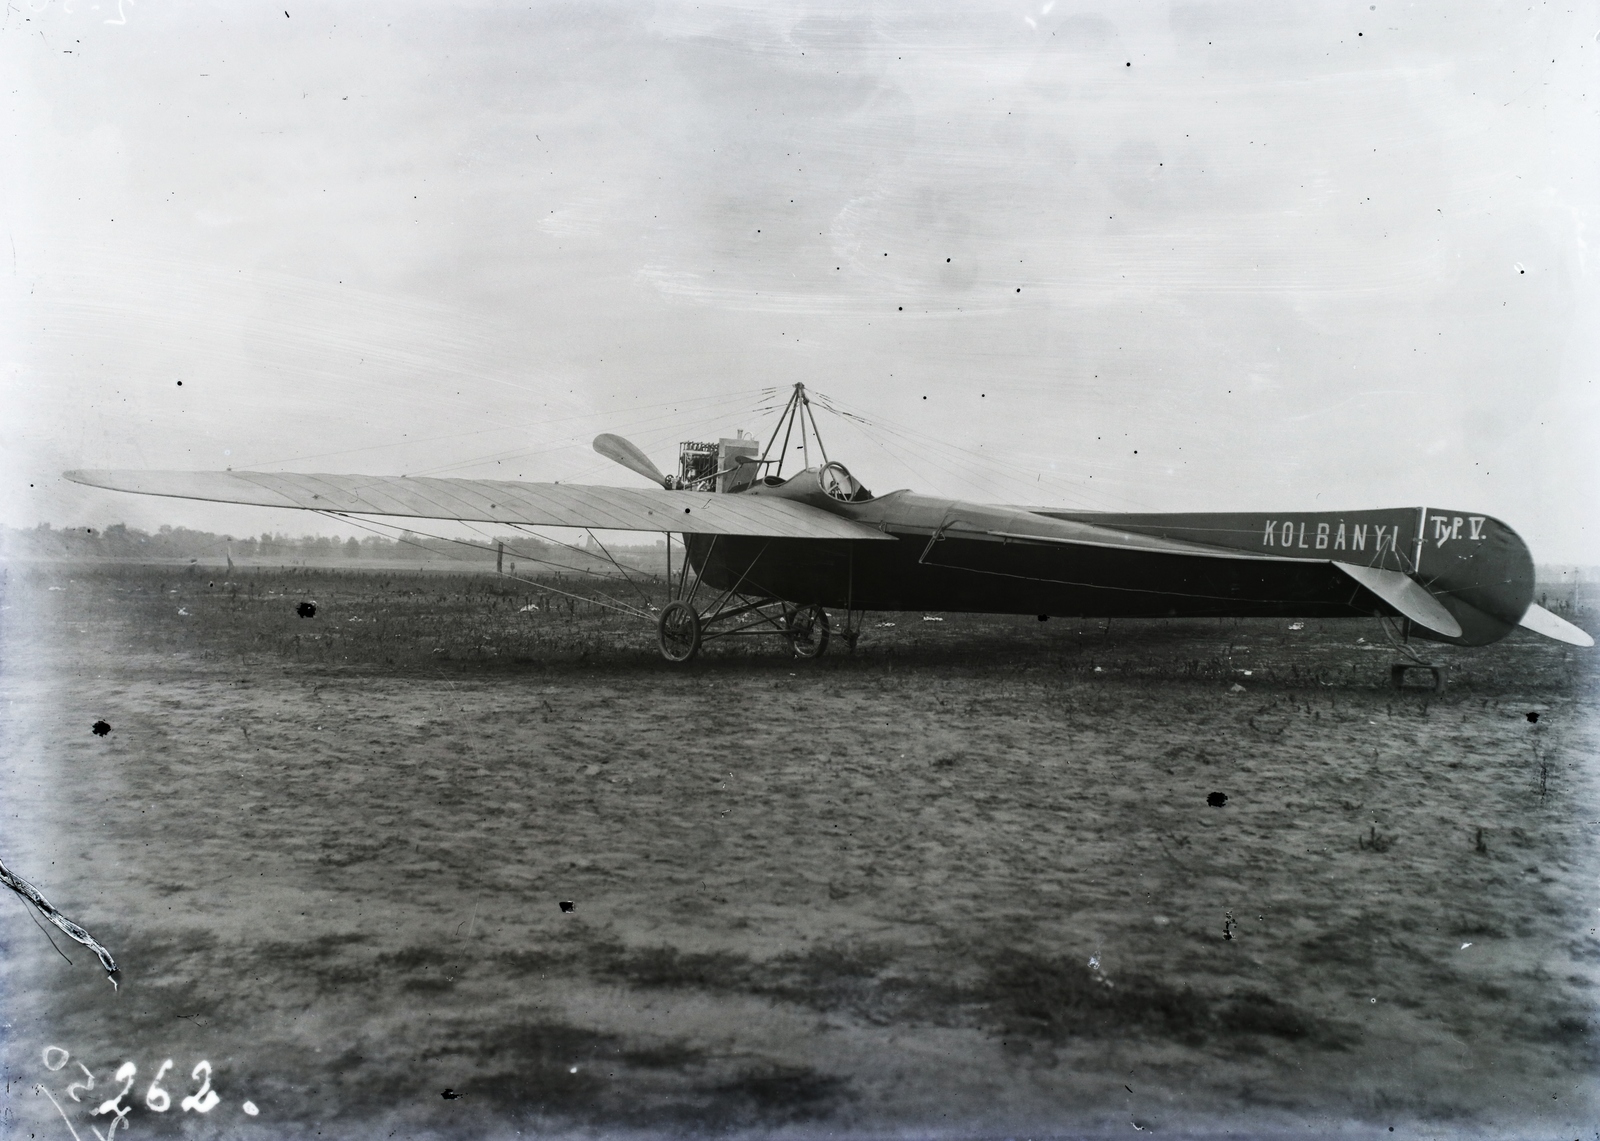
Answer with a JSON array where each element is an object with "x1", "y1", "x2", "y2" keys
[{"x1": 67, "y1": 383, "x2": 1593, "y2": 666}]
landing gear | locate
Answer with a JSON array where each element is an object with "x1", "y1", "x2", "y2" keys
[
  {"x1": 786, "y1": 603, "x2": 830, "y2": 660},
  {"x1": 657, "y1": 601, "x2": 701, "y2": 663}
]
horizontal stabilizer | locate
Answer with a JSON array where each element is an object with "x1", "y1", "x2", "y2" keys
[
  {"x1": 1518, "y1": 602, "x2": 1595, "y2": 647},
  {"x1": 1333, "y1": 562, "x2": 1463, "y2": 638}
]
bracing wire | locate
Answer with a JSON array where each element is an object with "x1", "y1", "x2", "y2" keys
[
  {"x1": 806, "y1": 389, "x2": 1145, "y2": 510},
  {"x1": 247, "y1": 387, "x2": 767, "y2": 472},
  {"x1": 316, "y1": 512, "x2": 656, "y2": 620},
  {"x1": 409, "y1": 388, "x2": 769, "y2": 479},
  {"x1": 428, "y1": 510, "x2": 669, "y2": 589},
  {"x1": 582, "y1": 527, "x2": 660, "y2": 612}
]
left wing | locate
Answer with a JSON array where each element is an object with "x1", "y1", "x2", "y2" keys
[{"x1": 63, "y1": 470, "x2": 894, "y2": 542}]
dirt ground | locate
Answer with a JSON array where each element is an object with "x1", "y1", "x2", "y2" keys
[{"x1": 2, "y1": 563, "x2": 1597, "y2": 1140}]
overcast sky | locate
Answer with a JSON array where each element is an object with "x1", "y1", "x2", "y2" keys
[{"x1": 4, "y1": 0, "x2": 1597, "y2": 559}]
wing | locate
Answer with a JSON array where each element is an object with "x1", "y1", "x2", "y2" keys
[{"x1": 63, "y1": 469, "x2": 893, "y2": 542}]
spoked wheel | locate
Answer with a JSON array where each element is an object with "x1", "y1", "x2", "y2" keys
[
  {"x1": 786, "y1": 603, "x2": 831, "y2": 660},
  {"x1": 657, "y1": 601, "x2": 702, "y2": 663}
]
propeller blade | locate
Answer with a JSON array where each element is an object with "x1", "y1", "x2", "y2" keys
[
  {"x1": 593, "y1": 434, "x2": 667, "y2": 486},
  {"x1": 1518, "y1": 602, "x2": 1595, "y2": 647}
]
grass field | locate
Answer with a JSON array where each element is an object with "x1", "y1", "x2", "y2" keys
[{"x1": 2, "y1": 562, "x2": 1597, "y2": 1140}]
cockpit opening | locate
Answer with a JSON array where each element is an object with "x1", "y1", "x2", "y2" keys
[
  {"x1": 759, "y1": 462, "x2": 873, "y2": 501},
  {"x1": 818, "y1": 461, "x2": 871, "y2": 502}
]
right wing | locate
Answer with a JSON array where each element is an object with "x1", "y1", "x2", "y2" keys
[{"x1": 63, "y1": 470, "x2": 893, "y2": 542}]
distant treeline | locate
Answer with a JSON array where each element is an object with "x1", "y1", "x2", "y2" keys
[{"x1": 1, "y1": 523, "x2": 545, "y2": 562}]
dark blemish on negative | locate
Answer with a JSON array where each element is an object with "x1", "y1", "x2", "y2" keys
[
  {"x1": 1222, "y1": 911, "x2": 1235, "y2": 940},
  {"x1": 176, "y1": 380, "x2": 182, "y2": 386},
  {"x1": 559, "y1": 901, "x2": 575, "y2": 913},
  {"x1": 92, "y1": 720, "x2": 111, "y2": 737},
  {"x1": 1206, "y1": 791, "x2": 1228, "y2": 807},
  {"x1": 441, "y1": 1089, "x2": 460, "y2": 1100},
  {"x1": 1525, "y1": 711, "x2": 1539, "y2": 723},
  {"x1": 297, "y1": 601, "x2": 317, "y2": 618},
  {"x1": 1037, "y1": 614, "x2": 1049, "y2": 622}
]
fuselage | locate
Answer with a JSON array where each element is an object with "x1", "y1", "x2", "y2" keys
[{"x1": 682, "y1": 471, "x2": 1535, "y2": 647}]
